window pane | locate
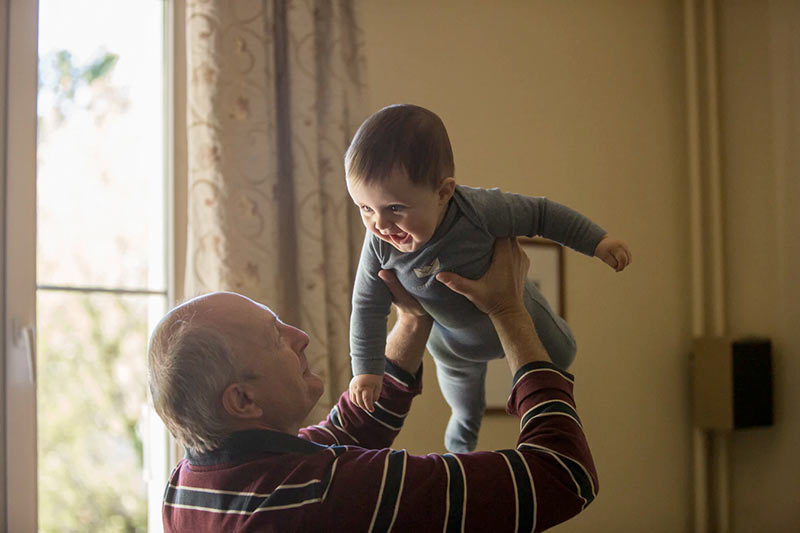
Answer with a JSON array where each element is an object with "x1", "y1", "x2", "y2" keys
[
  {"x1": 36, "y1": 0, "x2": 165, "y2": 290},
  {"x1": 36, "y1": 291, "x2": 165, "y2": 531}
]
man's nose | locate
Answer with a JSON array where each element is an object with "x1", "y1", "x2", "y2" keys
[{"x1": 288, "y1": 325, "x2": 310, "y2": 350}]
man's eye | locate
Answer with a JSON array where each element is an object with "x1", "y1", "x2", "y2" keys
[
  {"x1": 361, "y1": 205, "x2": 373, "y2": 213},
  {"x1": 389, "y1": 205, "x2": 404, "y2": 212}
]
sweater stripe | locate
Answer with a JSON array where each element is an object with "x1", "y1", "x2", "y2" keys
[
  {"x1": 516, "y1": 449, "x2": 538, "y2": 532},
  {"x1": 371, "y1": 450, "x2": 407, "y2": 532},
  {"x1": 364, "y1": 403, "x2": 405, "y2": 431},
  {"x1": 384, "y1": 364, "x2": 415, "y2": 389},
  {"x1": 368, "y1": 452, "x2": 390, "y2": 531},
  {"x1": 442, "y1": 454, "x2": 466, "y2": 533},
  {"x1": 321, "y1": 447, "x2": 345, "y2": 501},
  {"x1": 312, "y1": 424, "x2": 340, "y2": 445},
  {"x1": 165, "y1": 450, "x2": 344, "y2": 515},
  {"x1": 518, "y1": 443, "x2": 596, "y2": 508},
  {"x1": 520, "y1": 400, "x2": 581, "y2": 432},
  {"x1": 498, "y1": 449, "x2": 535, "y2": 532},
  {"x1": 165, "y1": 480, "x2": 323, "y2": 514},
  {"x1": 330, "y1": 405, "x2": 361, "y2": 445},
  {"x1": 513, "y1": 366, "x2": 574, "y2": 387},
  {"x1": 374, "y1": 400, "x2": 408, "y2": 419}
]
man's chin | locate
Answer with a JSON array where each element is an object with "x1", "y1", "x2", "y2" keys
[{"x1": 306, "y1": 371, "x2": 324, "y2": 398}]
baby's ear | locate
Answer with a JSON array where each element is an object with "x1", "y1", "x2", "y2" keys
[{"x1": 437, "y1": 177, "x2": 456, "y2": 204}]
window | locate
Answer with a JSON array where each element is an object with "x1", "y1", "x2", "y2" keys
[{"x1": 34, "y1": 1, "x2": 172, "y2": 530}]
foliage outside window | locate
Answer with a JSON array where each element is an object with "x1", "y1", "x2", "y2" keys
[{"x1": 36, "y1": 2, "x2": 167, "y2": 530}]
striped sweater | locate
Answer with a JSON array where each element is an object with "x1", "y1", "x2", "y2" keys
[{"x1": 163, "y1": 360, "x2": 598, "y2": 532}]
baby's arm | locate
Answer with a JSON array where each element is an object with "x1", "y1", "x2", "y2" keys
[
  {"x1": 350, "y1": 266, "x2": 432, "y2": 412},
  {"x1": 349, "y1": 234, "x2": 393, "y2": 410},
  {"x1": 469, "y1": 187, "x2": 632, "y2": 270}
]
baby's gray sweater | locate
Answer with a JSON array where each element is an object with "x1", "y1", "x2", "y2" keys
[{"x1": 350, "y1": 185, "x2": 606, "y2": 376}]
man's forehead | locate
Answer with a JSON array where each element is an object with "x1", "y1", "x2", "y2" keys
[{"x1": 170, "y1": 292, "x2": 275, "y2": 326}]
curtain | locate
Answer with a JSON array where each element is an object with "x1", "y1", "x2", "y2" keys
[{"x1": 184, "y1": 0, "x2": 366, "y2": 421}]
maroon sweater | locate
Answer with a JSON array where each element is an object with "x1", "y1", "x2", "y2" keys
[{"x1": 163, "y1": 361, "x2": 598, "y2": 532}]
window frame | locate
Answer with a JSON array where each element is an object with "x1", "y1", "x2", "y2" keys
[{"x1": 3, "y1": 0, "x2": 39, "y2": 530}]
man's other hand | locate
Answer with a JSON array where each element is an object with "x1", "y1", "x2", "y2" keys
[{"x1": 435, "y1": 237, "x2": 529, "y2": 317}]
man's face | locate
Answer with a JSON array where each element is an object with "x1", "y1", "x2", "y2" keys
[
  {"x1": 347, "y1": 168, "x2": 453, "y2": 253},
  {"x1": 211, "y1": 293, "x2": 324, "y2": 432}
]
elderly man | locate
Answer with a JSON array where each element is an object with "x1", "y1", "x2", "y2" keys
[{"x1": 148, "y1": 238, "x2": 598, "y2": 532}]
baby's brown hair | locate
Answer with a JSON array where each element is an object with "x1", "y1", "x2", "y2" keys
[{"x1": 345, "y1": 104, "x2": 454, "y2": 188}]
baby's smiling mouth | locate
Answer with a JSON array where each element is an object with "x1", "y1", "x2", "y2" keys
[{"x1": 386, "y1": 231, "x2": 411, "y2": 245}]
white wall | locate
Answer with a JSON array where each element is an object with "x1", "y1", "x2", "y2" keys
[{"x1": 359, "y1": 1, "x2": 693, "y2": 531}]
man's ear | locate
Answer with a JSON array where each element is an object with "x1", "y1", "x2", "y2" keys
[
  {"x1": 222, "y1": 382, "x2": 263, "y2": 420},
  {"x1": 437, "y1": 177, "x2": 456, "y2": 205}
]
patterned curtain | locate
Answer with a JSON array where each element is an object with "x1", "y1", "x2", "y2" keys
[{"x1": 184, "y1": 0, "x2": 366, "y2": 421}]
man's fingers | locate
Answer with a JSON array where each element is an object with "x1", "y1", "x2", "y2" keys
[
  {"x1": 435, "y1": 271, "x2": 469, "y2": 296},
  {"x1": 379, "y1": 269, "x2": 412, "y2": 303},
  {"x1": 378, "y1": 270, "x2": 405, "y2": 301},
  {"x1": 511, "y1": 238, "x2": 530, "y2": 274},
  {"x1": 378, "y1": 269, "x2": 398, "y2": 288}
]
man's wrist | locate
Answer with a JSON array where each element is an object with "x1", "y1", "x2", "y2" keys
[
  {"x1": 489, "y1": 305, "x2": 550, "y2": 373},
  {"x1": 395, "y1": 311, "x2": 433, "y2": 331},
  {"x1": 385, "y1": 313, "x2": 432, "y2": 374},
  {"x1": 487, "y1": 303, "x2": 529, "y2": 325}
]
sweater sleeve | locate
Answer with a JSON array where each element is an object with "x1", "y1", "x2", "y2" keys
[
  {"x1": 298, "y1": 361, "x2": 422, "y2": 449},
  {"x1": 465, "y1": 186, "x2": 607, "y2": 256},
  {"x1": 314, "y1": 361, "x2": 598, "y2": 533},
  {"x1": 349, "y1": 232, "x2": 393, "y2": 376}
]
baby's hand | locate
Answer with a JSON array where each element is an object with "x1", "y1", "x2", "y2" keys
[
  {"x1": 349, "y1": 374, "x2": 383, "y2": 412},
  {"x1": 594, "y1": 236, "x2": 633, "y2": 272}
]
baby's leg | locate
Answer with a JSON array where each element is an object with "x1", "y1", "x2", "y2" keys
[
  {"x1": 435, "y1": 360, "x2": 487, "y2": 453},
  {"x1": 428, "y1": 331, "x2": 487, "y2": 452},
  {"x1": 524, "y1": 280, "x2": 577, "y2": 370}
]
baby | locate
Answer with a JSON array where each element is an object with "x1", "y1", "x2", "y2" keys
[{"x1": 346, "y1": 104, "x2": 631, "y2": 452}]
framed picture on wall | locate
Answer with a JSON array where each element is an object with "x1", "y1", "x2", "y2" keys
[{"x1": 484, "y1": 237, "x2": 565, "y2": 413}]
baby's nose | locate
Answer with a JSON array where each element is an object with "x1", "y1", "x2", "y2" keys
[{"x1": 375, "y1": 213, "x2": 393, "y2": 231}]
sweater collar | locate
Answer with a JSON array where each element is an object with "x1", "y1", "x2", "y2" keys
[{"x1": 186, "y1": 429, "x2": 326, "y2": 466}]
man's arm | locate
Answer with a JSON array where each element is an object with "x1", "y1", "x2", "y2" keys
[
  {"x1": 312, "y1": 363, "x2": 595, "y2": 532},
  {"x1": 379, "y1": 269, "x2": 433, "y2": 374},
  {"x1": 303, "y1": 239, "x2": 598, "y2": 531},
  {"x1": 300, "y1": 270, "x2": 432, "y2": 449}
]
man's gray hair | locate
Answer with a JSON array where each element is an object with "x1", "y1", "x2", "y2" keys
[{"x1": 148, "y1": 316, "x2": 241, "y2": 455}]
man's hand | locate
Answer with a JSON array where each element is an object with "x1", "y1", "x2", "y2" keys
[
  {"x1": 378, "y1": 269, "x2": 428, "y2": 319},
  {"x1": 435, "y1": 237, "x2": 529, "y2": 317},
  {"x1": 349, "y1": 374, "x2": 383, "y2": 412},
  {"x1": 594, "y1": 236, "x2": 632, "y2": 272},
  {"x1": 378, "y1": 269, "x2": 432, "y2": 375},
  {"x1": 437, "y1": 237, "x2": 550, "y2": 372}
]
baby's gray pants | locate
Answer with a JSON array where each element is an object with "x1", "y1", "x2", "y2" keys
[{"x1": 427, "y1": 282, "x2": 576, "y2": 453}]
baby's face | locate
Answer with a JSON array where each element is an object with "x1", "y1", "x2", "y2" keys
[{"x1": 347, "y1": 168, "x2": 454, "y2": 253}]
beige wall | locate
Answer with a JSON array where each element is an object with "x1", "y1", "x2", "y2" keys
[
  {"x1": 719, "y1": 1, "x2": 800, "y2": 531},
  {"x1": 359, "y1": 1, "x2": 692, "y2": 531},
  {"x1": 359, "y1": 0, "x2": 799, "y2": 531}
]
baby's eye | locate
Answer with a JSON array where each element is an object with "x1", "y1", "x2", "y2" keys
[
  {"x1": 360, "y1": 205, "x2": 373, "y2": 213},
  {"x1": 389, "y1": 205, "x2": 405, "y2": 213}
]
